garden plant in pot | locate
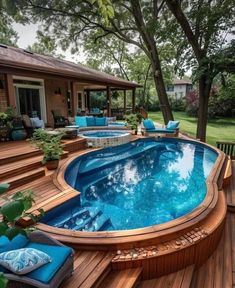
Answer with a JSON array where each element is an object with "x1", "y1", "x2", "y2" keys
[
  {"x1": 0, "y1": 108, "x2": 14, "y2": 141},
  {"x1": 31, "y1": 129, "x2": 64, "y2": 170},
  {"x1": 125, "y1": 113, "x2": 140, "y2": 135},
  {"x1": 0, "y1": 183, "x2": 44, "y2": 288}
]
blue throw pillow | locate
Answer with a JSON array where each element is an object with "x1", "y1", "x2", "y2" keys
[
  {"x1": 0, "y1": 234, "x2": 29, "y2": 253},
  {"x1": 95, "y1": 117, "x2": 107, "y2": 126},
  {"x1": 75, "y1": 116, "x2": 87, "y2": 127},
  {"x1": 86, "y1": 116, "x2": 95, "y2": 126},
  {"x1": 166, "y1": 121, "x2": 180, "y2": 130},
  {"x1": 143, "y1": 119, "x2": 155, "y2": 130},
  {"x1": 0, "y1": 248, "x2": 51, "y2": 275}
]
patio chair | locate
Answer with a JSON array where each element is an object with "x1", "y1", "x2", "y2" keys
[
  {"x1": 1, "y1": 231, "x2": 74, "y2": 288},
  {"x1": 142, "y1": 119, "x2": 180, "y2": 136},
  {"x1": 22, "y1": 115, "x2": 45, "y2": 138},
  {"x1": 51, "y1": 110, "x2": 68, "y2": 128}
]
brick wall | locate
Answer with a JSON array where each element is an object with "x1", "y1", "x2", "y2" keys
[{"x1": 0, "y1": 74, "x2": 8, "y2": 112}]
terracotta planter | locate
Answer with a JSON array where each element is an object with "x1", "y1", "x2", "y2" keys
[{"x1": 45, "y1": 160, "x2": 59, "y2": 170}]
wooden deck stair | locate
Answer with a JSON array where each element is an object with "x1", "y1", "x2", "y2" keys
[
  {"x1": 138, "y1": 265, "x2": 195, "y2": 288},
  {"x1": 61, "y1": 251, "x2": 114, "y2": 288},
  {"x1": 98, "y1": 267, "x2": 142, "y2": 288}
]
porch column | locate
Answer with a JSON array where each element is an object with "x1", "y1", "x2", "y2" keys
[
  {"x1": 106, "y1": 86, "x2": 111, "y2": 117},
  {"x1": 132, "y1": 88, "x2": 136, "y2": 113},
  {"x1": 70, "y1": 81, "x2": 77, "y2": 116},
  {"x1": 86, "y1": 90, "x2": 90, "y2": 111},
  {"x1": 123, "y1": 90, "x2": 127, "y2": 114},
  {"x1": 5, "y1": 74, "x2": 16, "y2": 107}
]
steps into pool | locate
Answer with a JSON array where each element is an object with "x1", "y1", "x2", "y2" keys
[{"x1": 46, "y1": 206, "x2": 112, "y2": 232}]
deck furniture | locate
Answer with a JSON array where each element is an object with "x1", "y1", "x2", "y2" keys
[
  {"x1": 141, "y1": 119, "x2": 180, "y2": 136},
  {"x1": 51, "y1": 110, "x2": 68, "y2": 128},
  {"x1": 1, "y1": 231, "x2": 74, "y2": 288},
  {"x1": 22, "y1": 115, "x2": 44, "y2": 137},
  {"x1": 216, "y1": 141, "x2": 235, "y2": 160}
]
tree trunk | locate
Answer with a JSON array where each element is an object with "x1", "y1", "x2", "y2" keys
[
  {"x1": 150, "y1": 49, "x2": 174, "y2": 124},
  {"x1": 196, "y1": 75, "x2": 212, "y2": 142}
]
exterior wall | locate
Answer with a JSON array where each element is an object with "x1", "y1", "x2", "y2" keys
[
  {"x1": 0, "y1": 74, "x2": 8, "y2": 112},
  {"x1": 167, "y1": 84, "x2": 192, "y2": 99},
  {"x1": 44, "y1": 78, "x2": 69, "y2": 126}
]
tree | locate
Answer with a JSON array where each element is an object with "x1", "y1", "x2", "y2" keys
[
  {"x1": 0, "y1": 4, "x2": 18, "y2": 46},
  {"x1": 6, "y1": 0, "x2": 174, "y2": 124},
  {"x1": 165, "y1": 0, "x2": 235, "y2": 141}
]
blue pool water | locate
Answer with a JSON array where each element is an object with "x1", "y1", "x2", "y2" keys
[
  {"x1": 41, "y1": 138, "x2": 218, "y2": 232},
  {"x1": 80, "y1": 130, "x2": 129, "y2": 138}
]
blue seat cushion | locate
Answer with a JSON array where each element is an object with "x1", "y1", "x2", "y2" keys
[
  {"x1": 25, "y1": 242, "x2": 72, "y2": 284},
  {"x1": 166, "y1": 120, "x2": 180, "y2": 130},
  {"x1": 75, "y1": 116, "x2": 87, "y2": 127},
  {"x1": 0, "y1": 234, "x2": 29, "y2": 253},
  {"x1": 143, "y1": 119, "x2": 155, "y2": 130},
  {"x1": 95, "y1": 117, "x2": 107, "y2": 126},
  {"x1": 146, "y1": 128, "x2": 175, "y2": 133},
  {"x1": 86, "y1": 116, "x2": 95, "y2": 126}
]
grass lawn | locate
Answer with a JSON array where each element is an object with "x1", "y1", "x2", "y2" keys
[{"x1": 148, "y1": 111, "x2": 235, "y2": 147}]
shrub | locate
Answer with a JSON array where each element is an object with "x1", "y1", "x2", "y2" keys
[{"x1": 170, "y1": 98, "x2": 186, "y2": 111}]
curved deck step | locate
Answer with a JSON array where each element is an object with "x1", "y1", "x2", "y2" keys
[
  {"x1": 4, "y1": 167, "x2": 45, "y2": 190},
  {"x1": 98, "y1": 267, "x2": 142, "y2": 288},
  {"x1": 139, "y1": 265, "x2": 194, "y2": 288}
]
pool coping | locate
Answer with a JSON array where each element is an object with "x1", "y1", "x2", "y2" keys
[{"x1": 37, "y1": 137, "x2": 227, "y2": 248}]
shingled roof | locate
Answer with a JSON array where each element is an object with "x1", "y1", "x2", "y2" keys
[{"x1": 0, "y1": 44, "x2": 141, "y2": 88}]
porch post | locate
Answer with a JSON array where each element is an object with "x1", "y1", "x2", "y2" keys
[
  {"x1": 123, "y1": 90, "x2": 127, "y2": 114},
  {"x1": 5, "y1": 74, "x2": 16, "y2": 107},
  {"x1": 106, "y1": 86, "x2": 111, "y2": 117},
  {"x1": 132, "y1": 88, "x2": 136, "y2": 113},
  {"x1": 70, "y1": 81, "x2": 77, "y2": 116},
  {"x1": 86, "y1": 90, "x2": 90, "y2": 111}
]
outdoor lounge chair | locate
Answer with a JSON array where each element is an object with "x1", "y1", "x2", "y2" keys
[
  {"x1": 22, "y1": 115, "x2": 45, "y2": 137},
  {"x1": 51, "y1": 110, "x2": 68, "y2": 128},
  {"x1": 1, "y1": 231, "x2": 74, "y2": 288},
  {"x1": 142, "y1": 119, "x2": 180, "y2": 137}
]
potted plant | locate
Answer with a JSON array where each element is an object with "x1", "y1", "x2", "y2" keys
[
  {"x1": 0, "y1": 183, "x2": 44, "y2": 288},
  {"x1": 31, "y1": 129, "x2": 64, "y2": 169},
  {"x1": 125, "y1": 113, "x2": 139, "y2": 135},
  {"x1": 0, "y1": 108, "x2": 14, "y2": 141}
]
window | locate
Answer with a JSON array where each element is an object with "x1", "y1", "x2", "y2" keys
[
  {"x1": 77, "y1": 92, "x2": 83, "y2": 109},
  {"x1": 166, "y1": 85, "x2": 174, "y2": 91}
]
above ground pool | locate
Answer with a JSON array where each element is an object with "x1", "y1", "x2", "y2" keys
[
  {"x1": 79, "y1": 130, "x2": 131, "y2": 147},
  {"x1": 41, "y1": 138, "x2": 218, "y2": 232}
]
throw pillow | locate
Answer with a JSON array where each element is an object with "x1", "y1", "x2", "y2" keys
[
  {"x1": 86, "y1": 116, "x2": 95, "y2": 126},
  {"x1": 143, "y1": 119, "x2": 155, "y2": 130},
  {"x1": 75, "y1": 116, "x2": 87, "y2": 127},
  {"x1": 95, "y1": 117, "x2": 107, "y2": 126},
  {"x1": 166, "y1": 121, "x2": 180, "y2": 130},
  {"x1": 0, "y1": 248, "x2": 52, "y2": 275}
]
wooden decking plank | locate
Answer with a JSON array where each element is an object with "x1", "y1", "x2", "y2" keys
[
  {"x1": 223, "y1": 215, "x2": 233, "y2": 288},
  {"x1": 181, "y1": 265, "x2": 194, "y2": 288},
  {"x1": 213, "y1": 231, "x2": 224, "y2": 288},
  {"x1": 171, "y1": 268, "x2": 185, "y2": 288},
  {"x1": 202, "y1": 253, "x2": 215, "y2": 288},
  {"x1": 99, "y1": 267, "x2": 142, "y2": 288}
]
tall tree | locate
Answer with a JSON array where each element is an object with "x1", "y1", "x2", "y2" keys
[
  {"x1": 165, "y1": 0, "x2": 235, "y2": 141},
  {"x1": 6, "y1": 0, "x2": 174, "y2": 124}
]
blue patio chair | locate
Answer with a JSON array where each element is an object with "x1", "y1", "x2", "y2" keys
[
  {"x1": 142, "y1": 119, "x2": 180, "y2": 136},
  {"x1": 0, "y1": 231, "x2": 74, "y2": 288}
]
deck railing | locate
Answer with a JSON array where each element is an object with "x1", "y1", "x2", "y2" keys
[{"x1": 216, "y1": 141, "x2": 235, "y2": 159}]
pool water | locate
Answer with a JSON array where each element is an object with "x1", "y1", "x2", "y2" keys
[{"x1": 42, "y1": 139, "x2": 218, "y2": 232}]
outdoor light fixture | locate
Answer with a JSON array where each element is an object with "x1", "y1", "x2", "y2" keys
[{"x1": 0, "y1": 80, "x2": 4, "y2": 89}]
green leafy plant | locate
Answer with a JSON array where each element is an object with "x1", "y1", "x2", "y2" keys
[
  {"x1": 30, "y1": 129, "x2": 64, "y2": 164},
  {"x1": 125, "y1": 113, "x2": 139, "y2": 133},
  {"x1": 0, "y1": 183, "x2": 44, "y2": 287}
]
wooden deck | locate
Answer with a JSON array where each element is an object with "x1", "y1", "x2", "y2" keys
[{"x1": 0, "y1": 140, "x2": 235, "y2": 287}]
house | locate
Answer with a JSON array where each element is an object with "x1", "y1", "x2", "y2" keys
[
  {"x1": 0, "y1": 44, "x2": 141, "y2": 126},
  {"x1": 166, "y1": 79, "x2": 193, "y2": 99}
]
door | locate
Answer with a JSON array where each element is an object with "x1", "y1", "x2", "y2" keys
[{"x1": 18, "y1": 88, "x2": 41, "y2": 118}]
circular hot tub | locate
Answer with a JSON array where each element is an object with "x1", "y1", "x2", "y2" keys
[{"x1": 79, "y1": 130, "x2": 131, "y2": 148}]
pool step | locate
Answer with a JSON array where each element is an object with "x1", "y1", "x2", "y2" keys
[{"x1": 87, "y1": 214, "x2": 111, "y2": 232}]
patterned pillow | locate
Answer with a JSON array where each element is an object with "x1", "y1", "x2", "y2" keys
[{"x1": 0, "y1": 248, "x2": 52, "y2": 275}]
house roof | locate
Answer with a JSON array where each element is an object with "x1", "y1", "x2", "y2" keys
[
  {"x1": 0, "y1": 44, "x2": 141, "y2": 89},
  {"x1": 173, "y1": 79, "x2": 192, "y2": 85}
]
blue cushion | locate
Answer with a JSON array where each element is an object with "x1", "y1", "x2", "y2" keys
[
  {"x1": 166, "y1": 121, "x2": 180, "y2": 130},
  {"x1": 143, "y1": 119, "x2": 155, "y2": 130},
  {"x1": 86, "y1": 116, "x2": 95, "y2": 126},
  {"x1": 75, "y1": 116, "x2": 87, "y2": 127},
  {"x1": 0, "y1": 248, "x2": 51, "y2": 275},
  {"x1": 25, "y1": 242, "x2": 72, "y2": 284},
  {"x1": 95, "y1": 117, "x2": 107, "y2": 126},
  {"x1": 146, "y1": 128, "x2": 174, "y2": 133},
  {"x1": 0, "y1": 234, "x2": 29, "y2": 253}
]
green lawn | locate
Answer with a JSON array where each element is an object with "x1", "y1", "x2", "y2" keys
[{"x1": 148, "y1": 111, "x2": 235, "y2": 147}]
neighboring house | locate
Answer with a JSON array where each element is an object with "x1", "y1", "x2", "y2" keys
[
  {"x1": 166, "y1": 79, "x2": 193, "y2": 99},
  {"x1": 0, "y1": 44, "x2": 140, "y2": 126}
]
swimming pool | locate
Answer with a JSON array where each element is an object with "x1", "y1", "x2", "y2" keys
[
  {"x1": 42, "y1": 138, "x2": 218, "y2": 232},
  {"x1": 79, "y1": 130, "x2": 131, "y2": 147}
]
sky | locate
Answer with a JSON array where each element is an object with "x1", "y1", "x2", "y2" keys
[{"x1": 12, "y1": 22, "x2": 86, "y2": 63}]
